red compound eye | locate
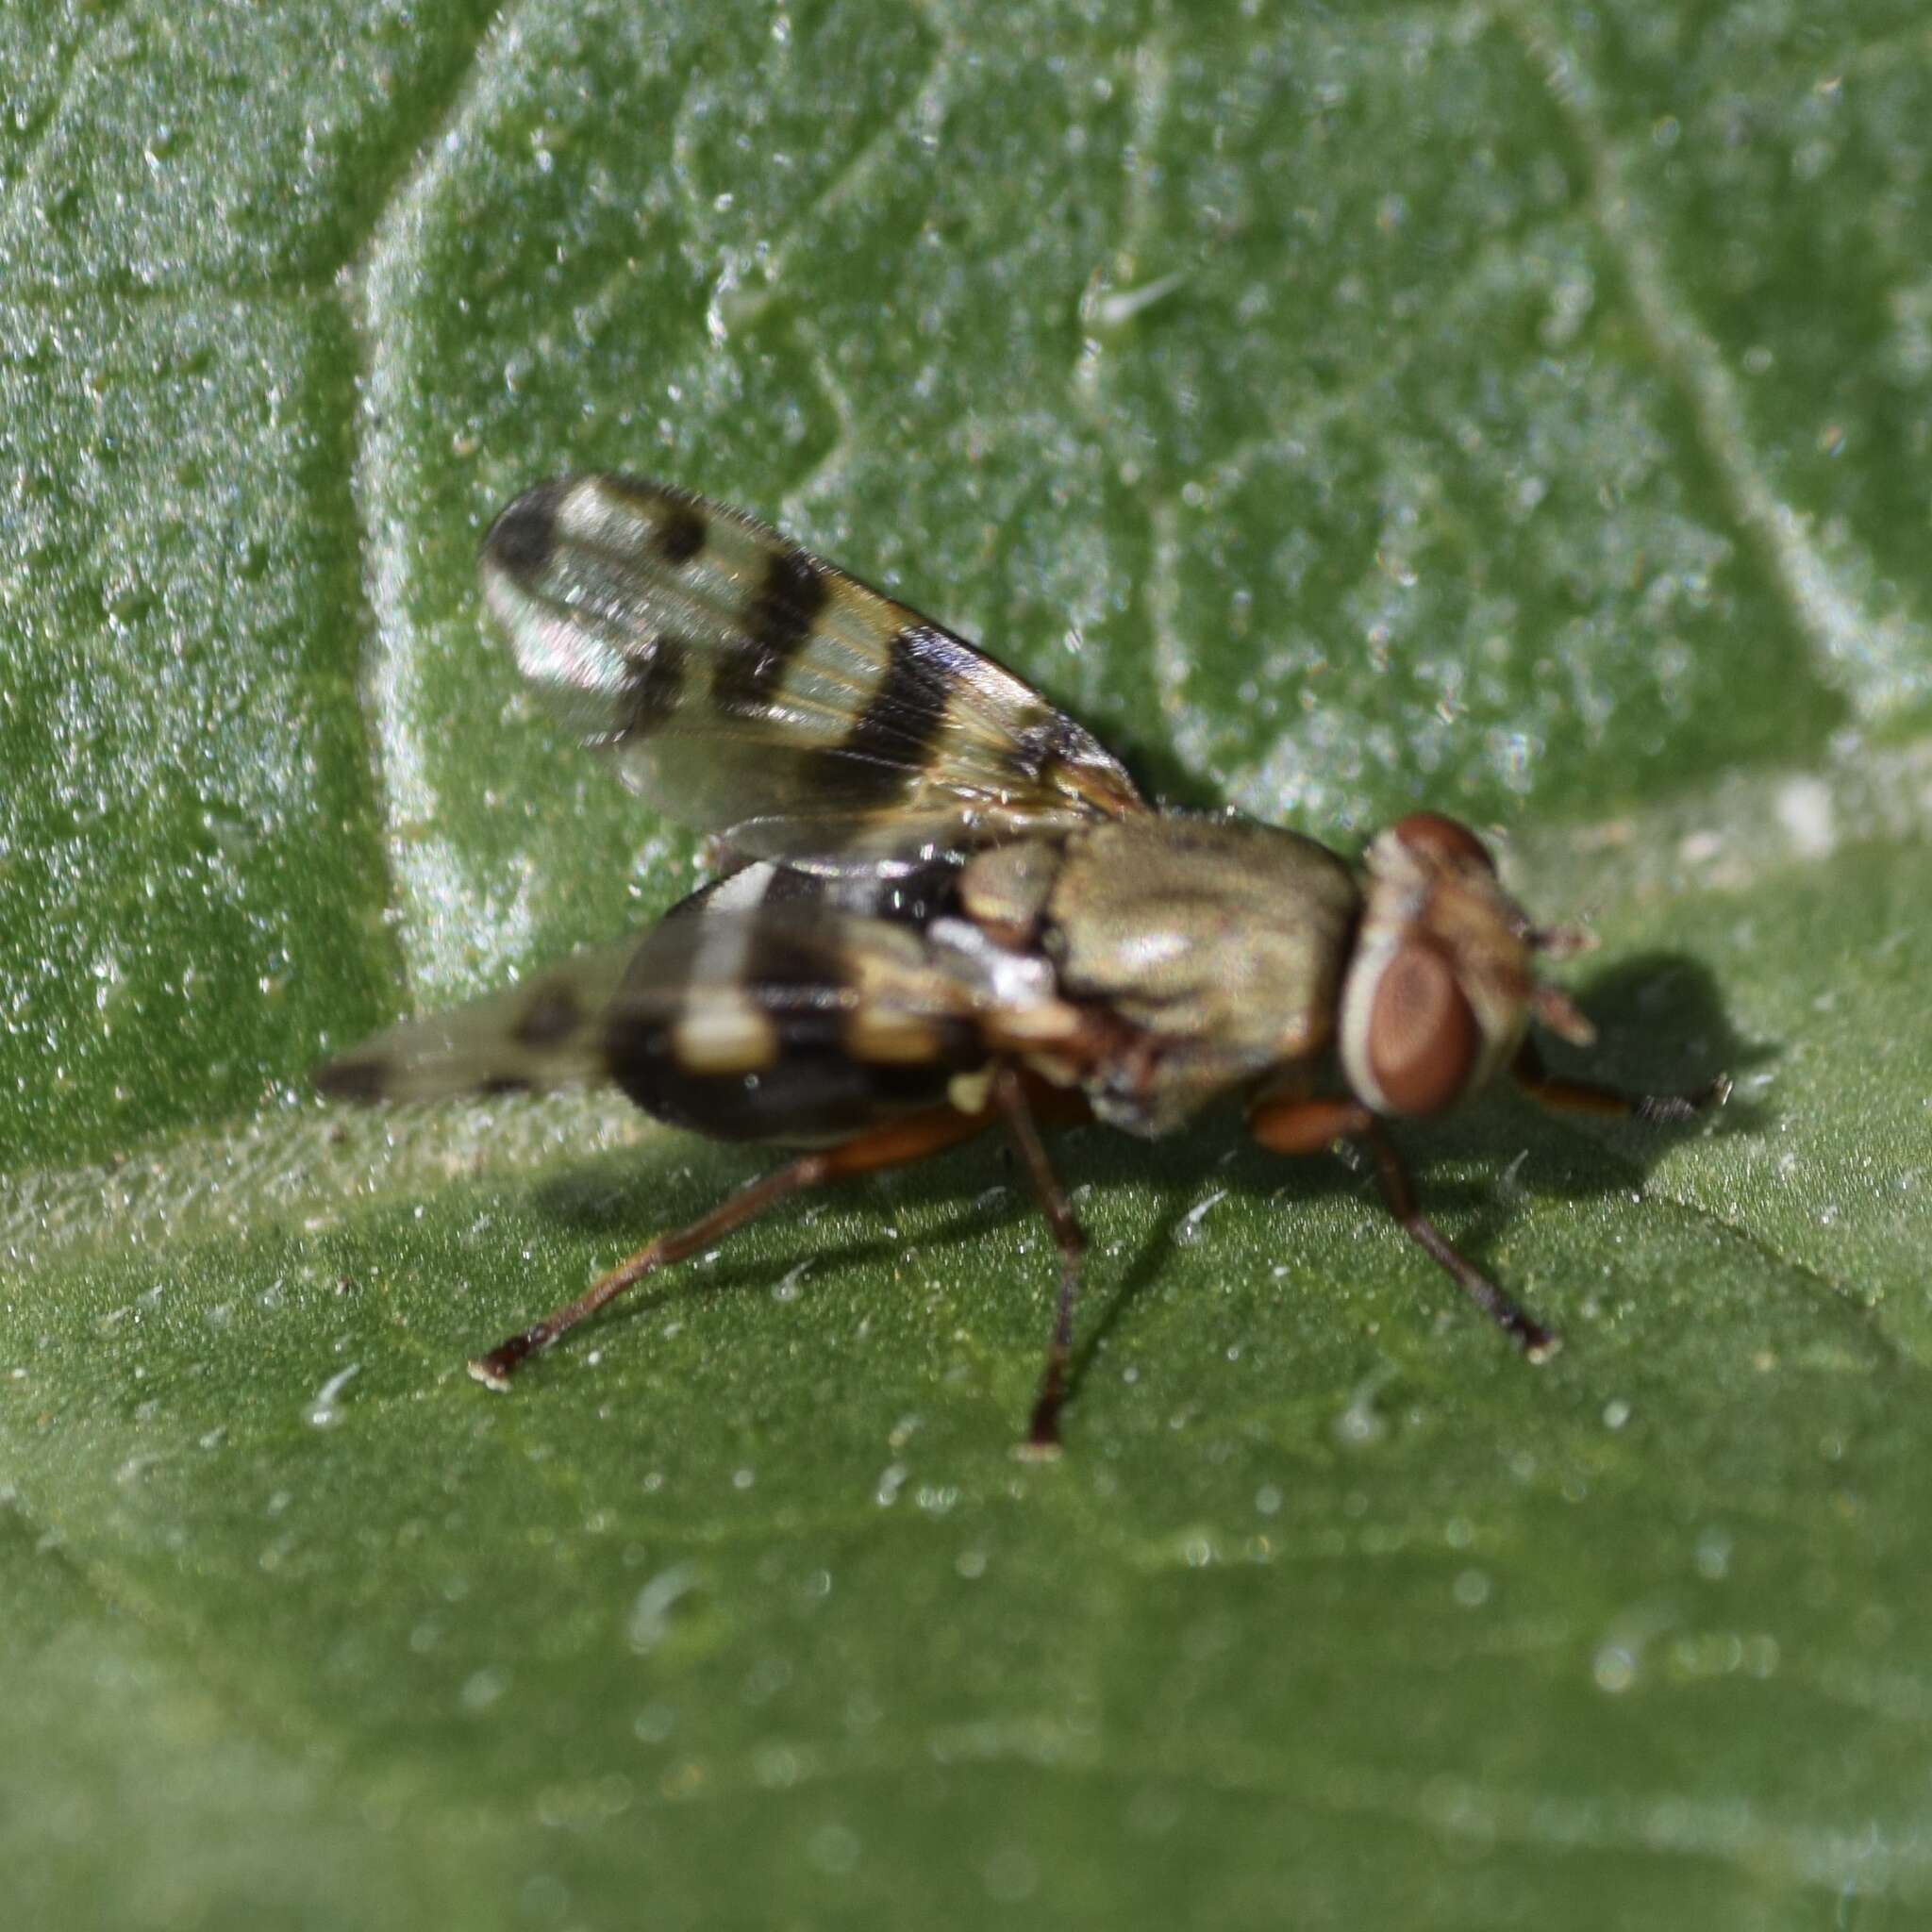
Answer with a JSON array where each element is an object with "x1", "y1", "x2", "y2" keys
[
  {"x1": 1365, "y1": 941, "x2": 1480, "y2": 1115},
  {"x1": 1391, "y1": 812, "x2": 1495, "y2": 874}
]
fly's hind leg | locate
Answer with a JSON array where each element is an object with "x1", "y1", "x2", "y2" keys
[
  {"x1": 469, "y1": 1103, "x2": 994, "y2": 1390},
  {"x1": 991, "y1": 1065, "x2": 1089, "y2": 1457}
]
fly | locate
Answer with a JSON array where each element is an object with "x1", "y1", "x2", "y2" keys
[{"x1": 316, "y1": 475, "x2": 1728, "y2": 1452}]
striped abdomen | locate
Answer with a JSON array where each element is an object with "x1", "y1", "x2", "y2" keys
[{"x1": 605, "y1": 866, "x2": 987, "y2": 1143}]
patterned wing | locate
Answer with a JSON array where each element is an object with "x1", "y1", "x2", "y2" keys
[
  {"x1": 479, "y1": 475, "x2": 1147, "y2": 872},
  {"x1": 313, "y1": 867, "x2": 1051, "y2": 1145},
  {"x1": 312, "y1": 941, "x2": 641, "y2": 1106}
]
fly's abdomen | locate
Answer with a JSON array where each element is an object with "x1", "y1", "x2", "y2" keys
[
  {"x1": 601, "y1": 875, "x2": 988, "y2": 1145},
  {"x1": 604, "y1": 1004, "x2": 968, "y2": 1143}
]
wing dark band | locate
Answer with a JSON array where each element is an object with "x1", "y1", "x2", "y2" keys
[
  {"x1": 480, "y1": 474, "x2": 1149, "y2": 864},
  {"x1": 617, "y1": 635, "x2": 687, "y2": 739},
  {"x1": 802, "y1": 625, "x2": 955, "y2": 812},
  {"x1": 713, "y1": 547, "x2": 828, "y2": 719}
]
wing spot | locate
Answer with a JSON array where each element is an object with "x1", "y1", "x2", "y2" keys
[
  {"x1": 512, "y1": 981, "x2": 584, "y2": 1048},
  {"x1": 313, "y1": 1058, "x2": 391, "y2": 1104},
  {"x1": 656, "y1": 502, "x2": 708, "y2": 565},
  {"x1": 483, "y1": 480, "x2": 567, "y2": 578}
]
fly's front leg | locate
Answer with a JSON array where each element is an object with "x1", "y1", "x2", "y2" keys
[
  {"x1": 1512, "y1": 1038, "x2": 1731, "y2": 1124},
  {"x1": 990, "y1": 1064, "x2": 1088, "y2": 1457},
  {"x1": 1359, "y1": 1123, "x2": 1557, "y2": 1360},
  {"x1": 1246, "y1": 1091, "x2": 1557, "y2": 1360},
  {"x1": 1245, "y1": 1091, "x2": 1374, "y2": 1157},
  {"x1": 469, "y1": 1102, "x2": 994, "y2": 1389}
]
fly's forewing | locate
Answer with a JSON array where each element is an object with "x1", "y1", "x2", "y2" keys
[
  {"x1": 315, "y1": 893, "x2": 1022, "y2": 1144},
  {"x1": 313, "y1": 940, "x2": 641, "y2": 1104},
  {"x1": 478, "y1": 475, "x2": 1146, "y2": 872}
]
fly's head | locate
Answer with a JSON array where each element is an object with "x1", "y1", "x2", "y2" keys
[{"x1": 1338, "y1": 813, "x2": 1595, "y2": 1118}]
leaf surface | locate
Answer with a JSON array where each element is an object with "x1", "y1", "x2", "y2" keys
[{"x1": 6, "y1": 3, "x2": 1930, "y2": 1924}]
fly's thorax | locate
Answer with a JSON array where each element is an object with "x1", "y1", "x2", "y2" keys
[
  {"x1": 962, "y1": 817, "x2": 1361, "y2": 1132},
  {"x1": 957, "y1": 834, "x2": 1064, "y2": 946},
  {"x1": 1338, "y1": 813, "x2": 1540, "y2": 1117}
]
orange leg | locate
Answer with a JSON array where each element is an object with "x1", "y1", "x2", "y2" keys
[
  {"x1": 1246, "y1": 1091, "x2": 1556, "y2": 1359},
  {"x1": 469, "y1": 1101, "x2": 995, "y2": 1390},
  {"x1": 1246, "y1": 1092, "x2": 1374, "y2": 1156},
  {"x1": 1512, "y1": 1039, "x2": 1731, "y2": 1124}
]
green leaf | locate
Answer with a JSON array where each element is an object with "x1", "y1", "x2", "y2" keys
[{"x1": 6, "y1": 2, "x2": 1931, "y2": 1924}]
